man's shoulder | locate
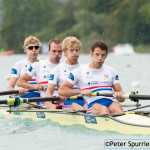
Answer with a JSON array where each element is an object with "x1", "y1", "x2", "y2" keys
[
  {"x1": 12, "y1": 59, "x2": 27, "y2": 67},
  {"x1": 73, "y1": 64, "x2": 87, "y2": 72},
  {"x1": 103, "y1": 64, "x2": 116, "y2": 72}
]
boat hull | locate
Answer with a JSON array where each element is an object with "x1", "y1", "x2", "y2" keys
[{"x1": 0, "y1": 108, "x2": 150, "y2": 135}]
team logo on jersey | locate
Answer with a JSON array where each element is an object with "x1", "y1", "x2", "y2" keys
[
  {"x1": 43, "y1": 65, "x2": 46, "y2": 68},
  {"x1": 28, "y1": 66, "x2": 33, "y2": 72},
  {"x1": 49, "y1": 74, "x2": 54, "y2": 80},
  {"x1": 68, "y1": 73, "x2": 74, "y2": 81},
  {"x1": 104, "y1": 74, "x2": 109, "y2": 78},
  {"x1": 115, "y1": 75, "x2": 119, "y2": 80},
  {"x1": 64, "y1": 70, "x2": 67, "y2": 72},
  {"x1": 86, "y1": 71, "x2": 89, "y2": 74},
  {"x1": 11, "y1": 68, "x2": 17, "y2": 74},
  {"x1": 25, "y1": 65, "x2": 27, "y2": 67}
]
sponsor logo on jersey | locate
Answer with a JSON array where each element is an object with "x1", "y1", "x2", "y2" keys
[
  {"x1": 44, "y1": 75, "x2": 50, "y2": 78},
  {"x1": 88, "y1": 81, "x2": 99, "y2": 85},
  {"x1": 115, "y1": 75, "x2": 119, "y2": 80},
  {"x1": 28, "y1": 65, "x2": 33, "y2": 72},
  {"x1": 100, "y1": 81, "x2": 109, "y2": 84},
  {"x1": 49, "y1": 74, "x2": 54, "y2": 80},
  {"x1": 68, "y1": 73, "x2": 74, "y2": 81},
  {"x1": 11, "y1": 68, "x2": 17, "y2": 74},
  {"x1": 64, "y1": 70, "x2": 67, "y2": 72}
]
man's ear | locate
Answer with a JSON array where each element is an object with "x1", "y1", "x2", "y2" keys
[
  {"x1": 90, "y1": 51, "x2": 93, "y2": 57},
  {"x1": 24, "y1": 48, "x2": 27, "y2": 53}
]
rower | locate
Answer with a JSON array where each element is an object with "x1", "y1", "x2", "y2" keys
[
  {"x1": 45, "y1": 36, "x2": 86, "y2": 110},
  {"x1": 17, "y1": 39, "x2": 63, "y2": 107},
  {"x1": 58, "y1": 40, "x2": 125, "y2": 115},
  {"x1": 7, "y1": 36, "x2": 41, "y2": 96},
  {"x1": 17, "y1": 39, "x2": 62, "y2": 106}
]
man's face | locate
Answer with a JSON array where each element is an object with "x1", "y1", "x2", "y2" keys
[
  {"x1": 25, "y1": 42, "x2": 40, "y2": 59},
  {"x1": 49, "y1": 42, "x2": 62, "y2": 63},
  {"x1": 64, "y1": 48, "x2": 80, "y2": 64},
  {"x1": 90, "y1": 47, "x2": 107, "y2": 68}
]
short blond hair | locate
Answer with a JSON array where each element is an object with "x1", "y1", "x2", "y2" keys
[
  {"x1": 62, "y1": 36, "x2": 81, "y2": 51},
  {"x1": 23, "y1": 36, "x2": 41, "y2": 48}
]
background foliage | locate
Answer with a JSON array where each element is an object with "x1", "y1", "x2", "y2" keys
[{"x1": 0, "y1": 0, "x2": 150, "y2": 53}]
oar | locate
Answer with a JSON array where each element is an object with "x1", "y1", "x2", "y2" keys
[
  {"x1": 69, "y1": 92, "x2": 150, "y2": 100},
  {"x1": 7, "y1": 108, "x2": 86, "y2": 113},
  {"x1": 0, "y1": 89, "x2": 38, "y2": 96},
  {"x1": 0, "y1": 96, "x2": 60, "y2": 106},
  {"x1": 68, "y1": 93, "x2": 113, "y2": 99},
  {"x1": 127, "y1": 104, "x2": 150, "y2": 111}
]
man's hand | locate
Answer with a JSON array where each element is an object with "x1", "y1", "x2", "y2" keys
[
  {"x1": 17, "y1": 87, "x2": 28, "y2": 95},
  {"x1": 80, "y1": 89, "x2": 91, "y2": 97},
  {"x1": 114, "y1": 92, "x2": 125, "y2": 102}
]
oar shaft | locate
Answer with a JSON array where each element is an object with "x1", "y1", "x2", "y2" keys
[
  {"x1": 27, "y1": 97, "x2": 60, "y2": 102},
  {"x1": 0, "y1": 89, "x2": 38, "y2": 96},
  {"x1": 122, "y1": 93, "x2": 150, "y2": 100},
  {"x1": 0, "y1": 97, "x2": 60, "y2": 105}
]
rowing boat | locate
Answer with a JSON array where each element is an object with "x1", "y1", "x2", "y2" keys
[
  {"x1": 0, "y1": 105, "x2": 150, "y2": 135},
  {"x1": 1, "y1": 91, "x2": 150, "y2": 135}
]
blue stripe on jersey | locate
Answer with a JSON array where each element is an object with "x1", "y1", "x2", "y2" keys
[
  {"x1": 72, "y1": 87, "x2": 78, "y2": 89},
  {"x1": 92, "y1": 88, "x2": 112, "y2": 93},
  {"x1": 28, "y1": 82, "x2": 37, "y2": 84}
]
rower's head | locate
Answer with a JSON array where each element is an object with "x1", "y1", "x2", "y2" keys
[
  {"x1": 62, "y1": 36, "x2": 81, "y2": 65},
  {"x1": 23, "y1": 36, "x2": 41, "y2": 61},
  {"x1": 90, "y1": 41, "x2": 108, "y2": 68},
  {"x1": 48, "y1": 38, "x2": 62, "y2": 63}
]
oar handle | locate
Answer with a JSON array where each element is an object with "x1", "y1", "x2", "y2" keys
[
  {"x1": 0, "y1": 89, "x2": 38, "y2": 96},
  {"x1": 69, "y1": 92, "x2": 114, "y2": 99}
]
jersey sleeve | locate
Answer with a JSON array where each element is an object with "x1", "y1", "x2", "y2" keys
[
  {"x1": 48, "y1": 67, "x2": 59, "y2": 85},
  {"x1": 66, "y1": 68, "x2": 79, "y2": 85},
  {"x1": 111, "y1": 68, "x2": 120, "y2": 85},
  {"x1": 26, "y1": 63, "x2": 37, "y2": 78},
  {"x1": 11, "y1": 62, "x2": 21, "y2": 78}
]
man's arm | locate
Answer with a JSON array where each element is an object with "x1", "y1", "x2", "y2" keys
[
  {"x1": 7, "y1": 77, "x2": 18, "y2": 90},
  {"x1": 45, "y1": 83, "x2": 55, "y2": 97},
  {"x1": 59, "y1": 80, "x2": 91, "y2": 97},
  {"x1": 113, "y1": 83, "x2": 125, "y2": 102},
  {"x1": 58, "y1": 81, "x2": 80, "y2": 97},
  {"x1": 17, "y1": 73, "x2": 37, "y2": 89}
]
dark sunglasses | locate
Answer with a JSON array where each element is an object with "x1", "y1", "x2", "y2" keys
[{"x1": 26, "y1": 45, "x2": 40, "y2": 50}]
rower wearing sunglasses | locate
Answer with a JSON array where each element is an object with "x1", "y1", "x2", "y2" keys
[
  {"x1": 17, "y1": 39, "x2": 63, "y2": 106},
  {"x1": 7, "y1": 36, "x2": 41, "y2": 97}
]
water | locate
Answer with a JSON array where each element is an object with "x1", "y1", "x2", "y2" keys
[{"x1": 0, "y1": 53, "x2": 150, "y2": 150}]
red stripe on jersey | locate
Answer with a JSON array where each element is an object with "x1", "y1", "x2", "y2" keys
[
  {"x1": 82, "y1": 86, "x2": 112, "y2": 90},
  {"x1": 38, "y1": 81, "x2": 48, "y2": 84},
  {"x1": 29, "y1": 79, "x2": 36, "y2": 81}
]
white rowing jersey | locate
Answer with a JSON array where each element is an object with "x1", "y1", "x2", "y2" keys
[
  {"x1": 11, "y1": 58, "x2": 37, "y2": 84},
  {"x1": 27, "y1": 59, "x2": 61, "y2": 97},
  {"x1": 48, "y1": 62, "x2": 82, "y2": 89},
  {"x1": 66, "y1": 64, "x2": 120, "y2": 104}
]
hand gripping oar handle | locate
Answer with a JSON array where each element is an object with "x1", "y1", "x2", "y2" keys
[
  {"x1": 69, "y1": 92, "x2": 150, "y2": 100},
  {"x1": 0, "y1": 89, "x2": 38, "y2": 96},
  {"x1": 121, "y1": 93, "x2": 150, "y2": 100}
]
